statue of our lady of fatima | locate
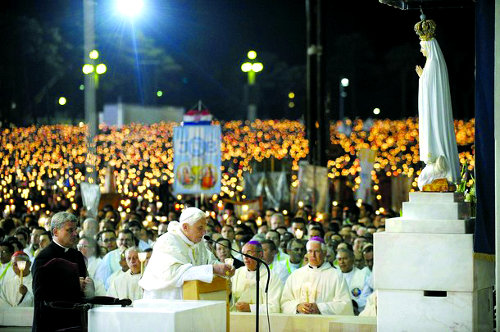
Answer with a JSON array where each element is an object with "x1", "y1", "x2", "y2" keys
[{"x1": 414, "y1": 15, "x2": 460, "y2": 191}]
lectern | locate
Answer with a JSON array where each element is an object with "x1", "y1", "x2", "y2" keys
[{"x1": 183, "y1": 276, "x2": 230, "y2": 332}]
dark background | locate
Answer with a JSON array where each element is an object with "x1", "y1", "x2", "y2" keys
[{"x1": 0, "y1": 0, "x2": 475, "y2": 125}]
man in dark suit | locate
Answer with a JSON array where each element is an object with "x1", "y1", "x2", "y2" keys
[{"x1": 31, "y1": 211, "x2": 92, "y2": 332}]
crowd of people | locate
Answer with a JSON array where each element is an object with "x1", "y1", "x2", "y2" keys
[
  {"x1": 0, "y1": 196, "x2": 384, "y2": 320},
  {"x1": 0, "y1": 118, "x2": 475, "y2": 220}
]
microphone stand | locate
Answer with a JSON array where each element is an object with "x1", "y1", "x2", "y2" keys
[{"x1": 204, "y1": 236, "x2": 270, "y2": 332}]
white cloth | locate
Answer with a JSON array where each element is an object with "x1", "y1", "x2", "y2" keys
[
  {"x1": 418, "y1": 38, "x2": 460, "y2": 188},
  {"x1": 94, "y1": 249, "x2": 122, "y2": 289},
  {"x1": 281, "y1": 264, "x2": 353, "y2": 315},
  {"x1": 0, "y1": 273, "x2": 33, "y2": 307},
  {"x1": 341, "y1": 267, "x2": 370, "y2": 312},
  {"x1": 107, "y1": 271, "x2": 143, "y2": 301},
  {"x1": 139, "y1": 221, "x2": 218, "y2": 300},
  {"x1": 231, "y1": 265, "x2": 283, "y2": 313}
]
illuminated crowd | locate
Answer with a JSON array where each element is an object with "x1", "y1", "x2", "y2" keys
[{"x1": 0, "y1": 118, "x2": 474, "y2": 218}]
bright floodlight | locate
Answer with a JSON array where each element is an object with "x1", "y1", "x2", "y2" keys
[
  {"x1": 252, "y1": 62, "x2": 263, "y2": 72},
  {"x1": 82, "y1": 64, "x2": 94, "y2": 74},
  {"x1": 247, "y1": 50, "x2": 257, "y2": 60},
  {"x1": 96, "y1": 64, "x2": 107, "y2": 74},
  {"x1": 341, "y1": 78, "x2": 349, "y2": 87},
  {"x1": 58, "y1": 97, "x2": 67, "y2": 106},
  {"x1": 241, "y1": 62, "x2": 252, "y2": 72},
  {"x1": 373, "y1": 107, "x2": 381, "y2": 115},
  {"x1": 89, "y1": 50, "x2": 99, "y2": 60},
  {"x1": 116, "y1": 0, "x2": 144, "y2": 17}
]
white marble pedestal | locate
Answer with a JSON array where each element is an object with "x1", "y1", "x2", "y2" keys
[{"x1": 374, "y1": 192, "x2": 494, "y2": 331}]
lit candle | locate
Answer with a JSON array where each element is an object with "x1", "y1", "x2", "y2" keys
[
  {"x1": 17, "y1": 261, "x2": 27, "y2": 286},
  {"x1": 138, "y1": 252, "x2": 148, "y2": 276}
]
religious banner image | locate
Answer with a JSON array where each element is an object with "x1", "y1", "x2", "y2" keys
[
  {"x1": 173, "y1": 125, "x2": 221, "y2": 195},
  {"x1": 355, "y1": 148, "x2": 377, "y2": 203}
]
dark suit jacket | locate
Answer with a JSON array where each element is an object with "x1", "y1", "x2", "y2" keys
[{"x1": 31, "y1": 241, "x2": 88, "y2": 332}]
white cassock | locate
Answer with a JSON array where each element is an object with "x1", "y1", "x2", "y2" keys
[
  {"x1": 107, "y1": 271, "x2": 143, "y2": 301},
  {"x1": 281, "y1": 264, "x2": 353, "y2": 315},
  {"x1": 231, "y1": 265, "x2": 283, "y2": 313},
  {"x1": 139, "y1": 221, "x2": 218, "y2": 299},
  {"x1": 0, "y1": 273, "x2": 33, "y2": 307},
  {"x1": 341, "y1": 267, "x2": 370, "y2": 312}
]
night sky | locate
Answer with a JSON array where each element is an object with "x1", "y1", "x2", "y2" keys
[{"x1": 1, "y1": 1, "x2": 475, "y2": 123}]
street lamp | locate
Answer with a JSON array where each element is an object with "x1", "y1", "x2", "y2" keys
[
  {"x1": 339, "y1": 77, "x2": 349, "y2": 120},
  {"x1": 241, "y1": 50, "x2": 263, "y2": 121}
]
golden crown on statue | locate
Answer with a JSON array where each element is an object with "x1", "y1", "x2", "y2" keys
[{"x1": 414, "y1": 18, "x2": 436, "y2": 41}]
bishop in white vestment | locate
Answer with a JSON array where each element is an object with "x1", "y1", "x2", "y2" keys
[
  {"x1": 231, "y1": 241, "x2": 283, "y2": 313},
  {"x1": 281, "y1": 237, "x2": 353, "y2": 315},
  {"x1": 139, "y1": 207, "x2": 234, "y2": 299}
]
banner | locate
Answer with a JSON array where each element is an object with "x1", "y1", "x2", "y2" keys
[
  {"x1": 293, "y1": 161, "x2": 329, "y2": 213},
  {"x1": 243, "y1": 172, "x2": 290, "y2": 210},
  {"x1": 355, "y1": 148, "x2": 377, "y2": 203},
  {"x1": 173, "y1": 125, "x2": 221, "y2": 195}
]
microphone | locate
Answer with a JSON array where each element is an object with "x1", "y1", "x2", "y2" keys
[
  {"x1": 205, "y1": 235, "x2": 271, "y2": 332},
  {"x1": 203, "y1": 235, "x2": 270, "y2": 293}
]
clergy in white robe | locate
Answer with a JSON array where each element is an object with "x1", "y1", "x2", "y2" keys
[
  {"x1": 231, "y1": 241, "x2": 283, "y2": 313},
  {"x1": 337, "y1": 248, "x2": 371, "y2": 314},
  {"x1": 0, "y1": 252, "x2": 33, "y2": 307},
  {"x1": 139, "y1": 207, "x2": 234, "y2": 300},
  {"x1": 107, "y1": 247, "x2": 143, "y2": 300},
  {"x1": 281, "y1": 237, "x2": 353, "y2": 315}
]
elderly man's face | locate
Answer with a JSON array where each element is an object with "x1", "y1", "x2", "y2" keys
[
  {"x1": 182, "y1": 218, "x2": 207, "y2": 244},
  {"x1": 126, "y1": 250, "x2": 141, "y2": 274},
  {"x1": 77, "y1": 238, "x2": 92, "y2": 258},
  {"x1": 54, "y1": 221, "x2": 79, "y2": 248},
  {"x1": 307, "y1": 241, "x2": 325, "y2": 267},
  {"x1": 242, "y1": 243, "x2": 262, "y2": 271},
  {"x1": 337, "y1": 251, "x2": 354, "y2": 273}
]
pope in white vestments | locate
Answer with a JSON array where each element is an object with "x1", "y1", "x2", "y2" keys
[
  {"x1": 281, "y1": 237, "x2": 353, "y2": 315},
  {"x1": 231, "y1": 241, "x2": 283, "y2": 313},
  {"x1": 107, "y1": 247, "x2": 143, "y2": 300},
  {"x1": 139, "y1": 207, "x2": 234, "y2": 299},
  {"x1": 0, "y1": 252, "x2": 33, "y2": 307}
]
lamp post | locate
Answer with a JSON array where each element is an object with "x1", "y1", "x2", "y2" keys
[
  {"x1": 241, "y1": 50, "x2": 263, "y2": 121},
  {"x1": 339, "y1": 77, "x2": 349, "y2": 120}
]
